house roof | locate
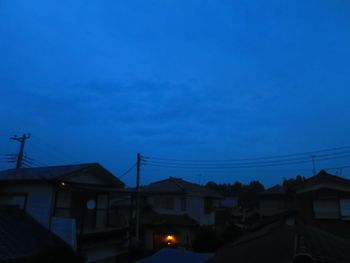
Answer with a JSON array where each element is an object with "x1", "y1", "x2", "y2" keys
[
  {"x1": 296, "y1": 169, "x2": 350, "y2": 193},
  {"x1": 141, "y1": 177, "x2": 222, "y2": 198},
  {"x1": 295, "y1": 223, "x2": 350, "y2": 263},
  {"x1": 140, "y1": 206, "x2": 199, "y2": 227},
  {"x1": 136, "y1": 248, "x2": 213, "y2": 263},
  {"x1": 0, "y1": 206, "x2": 80, "y2": 263},
  {"x1": 307, "y1": 169, "x2": 350, "y2": 184},
  {"x1": 0, "y1": 163, "x2": 124, "y2": 187},
  {"x1": 207, "y1": 219, "x2": 350, "y2": 263},
  {"x1": 259, "y1": 184, "x2": 288, "y2": 196}
]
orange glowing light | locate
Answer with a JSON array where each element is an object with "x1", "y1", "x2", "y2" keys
[{"x1": 164, "y1": 234, "x2": 176, "y2": 246}]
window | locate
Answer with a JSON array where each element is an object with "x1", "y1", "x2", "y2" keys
[
  {"x1": 204, "y1": 198, "x2": 213, "y2": 214},
  {"x1": 96, "y1": 194, "x2": 109, "y2": 228},
  {"x1": 154, "y1": 197, "x2": 175, "y2": 210},
  {"x1": 0, "y1": 194, "x2": 26, "y2": 209},
  {"x1": 55, "y1": 189, "x2": 71, "y2": 218},
  {"x1": 313, "y1": 199, "x2": 339, "y2": 219},
  {"x1": 340, "y1": 199, "x2": 350, "y2": 218},
  {"x1": 181, "y1": 197, "x2": 187, "y2": 211}
]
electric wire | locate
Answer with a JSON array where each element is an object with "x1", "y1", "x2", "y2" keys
[
  {"x1": 144, "y1": 150, "x2": 350, "y2": 167},
  {"x1": 118, "y1": 163, "x2": 137, "y2": 179},
  {"x1": 143, "y1": 153, "x2": 350, "y2": 169},
  {"x1": 146, "y1": 145, "x2": 350, "y2": 163}
]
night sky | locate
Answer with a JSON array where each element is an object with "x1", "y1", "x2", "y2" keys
[{"x1": 1, "y1": 0, "x2": 350, "y2": 187}]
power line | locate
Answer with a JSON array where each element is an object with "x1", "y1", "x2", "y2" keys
[
  {"x1": 144, "y1": 150, "x2": 350, "y2": 167},
  {"x1": 143, "y1": 154, "x2": 350, "y2": 169},
  {"x1": 146, "y1": 145, "x2": 350, "y2": 163},
  {"x1": 23, "y1": 155, "x2": 47, "y2": 167},
  {"x1": 118, "y1": 163, "x2": 137, "y2": 179}
]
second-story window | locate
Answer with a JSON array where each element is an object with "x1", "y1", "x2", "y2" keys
[
  {"x1": 313, "y1": 198, "x2": 339, "y2": 219},
  {"x1": 154, "y1": 196, "x2": 174, "y2": 210},
  {"x1": 204, "y1": 198, "x2": 213, "y2": 214},
  {"x1": 181, "y1": 197, "x2": 187, "y2": 211},
  {"x1": 340, "y1": 199, "x2": 350, "y2": 219}
]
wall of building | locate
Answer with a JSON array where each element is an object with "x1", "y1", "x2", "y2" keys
[
  {"x1": 147, "y1": 194, "x2": 216, "y2": 225},
  {"x1": 187, "y1": 196, "x2": 216, "y2": 225},
  {"x1": 296, "y1": 189, "x2": 350, "y2": 239},
  {"x1": 220, "y1": 197, "x2": 238, "y2": 208},
  {"x1": 148, "y1": 195, "x2": 185, "y2": 215},
  {"x1": 51, "y1": 217, "x2": 77, "y2": 250},
  {"x1": 259, "y1": 197, "x2": 290, "y2": 216},
  {"x1": 65, "y1": 172, "x2": 111, "y2": 185},
  {"x1": 0, "y1": 182, "x2": 54, "y2": 227}
]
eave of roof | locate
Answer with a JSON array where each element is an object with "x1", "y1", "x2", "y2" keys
[{"x1": 0, "y1": 163, "x2": 124, "y2": 187}]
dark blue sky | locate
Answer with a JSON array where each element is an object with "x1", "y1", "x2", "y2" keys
[{"x1": 1, "y1": 0, "x2": 350, "y2": 187}]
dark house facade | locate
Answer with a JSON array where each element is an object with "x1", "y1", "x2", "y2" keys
[
  {"x1": 0, "y1": 163, "x2": 130, "y2": 262},
  {"x1": 295, "y1": 170, "x2": 350, "y2": 239},
  {"x1": 140, "y1": 177, "x2": 222, "y2": 250},
  {"x1": 258, "y1": 170, "x2": 350, "y2": 239}
]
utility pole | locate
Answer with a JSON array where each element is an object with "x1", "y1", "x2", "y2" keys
[
  {"x1": 10, "y1": 133, "x2": 30, "y2": 169},
  {"x1": 135, "y1": 153, "x2": 141, "y2": 242}
]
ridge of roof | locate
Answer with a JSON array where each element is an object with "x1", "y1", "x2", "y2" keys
[
  {"x1": 143, "y1": 177, "x2": 222, "y2": 198},
  {"x1": 309, "y1": 169, "x2": 350, "y2": 182},
  {"x1": 295, "y1": 170, "x2": 350, "y2": 192},
  {"x1": 260, "y1": 184, "x2": 288, "y2": 195},
  {"x1": 0, "y1": 162, "x2": 98, "y2": 178},
  {"x1": 169, "y1": 177, "x2": 186, "y2": 191}
]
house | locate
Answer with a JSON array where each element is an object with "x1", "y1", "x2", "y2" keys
[
  {"x1": 207, "y1": 216, "x2": 350, "y2": 263},
  {"x1": 214, "y1": 195, "x2": 240, "y2": 225},
  {"x1": 140, "y1": 177, "x2": 222, "y2": 250},
  {"x1": 257, "y1": 170, "x2": 350, "y2": 239},
  {"x1": 0, "y1": 206, "x2": 81, "y2": 263},
  {"x1": 258, "y1": 184, "x2": 293, "y2": 217},
  {"x1": 295, "y1": 169, "x2": 350, "y2": 239},
  {"x1": 219, "y1": 196, "x2": 238, "y2": 209},
  {"x1": 0, "y1": 163, "x2": 131, "y2": 262}
]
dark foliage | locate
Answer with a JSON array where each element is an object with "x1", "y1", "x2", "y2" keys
[
  {"x1": 205, "y1": 180, "x2": 265, "y2": 208},
  {"x1": 283, "y1": 175, "x2": 306, "y2": 189}
]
